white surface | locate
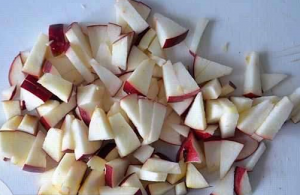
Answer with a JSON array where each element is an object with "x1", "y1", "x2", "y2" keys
[{"x1": 0, "y1": 0, "x2": 300, "y2": 194}]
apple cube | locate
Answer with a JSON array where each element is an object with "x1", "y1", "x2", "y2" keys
[
  {"x1": 230, "y1": 97, "x2": 253, "y2": 113},
  {"x1": 9, "y1": 54, "x2": 26, "y2": 86},
  {"x1": 146, "y1": 182, "x2": 174, "y2": 195},
  {"x1": 17, "y1": 114, "x2": 39, "y2": 135},
  {"x1": 87, "y1": 25, "x2": 109, "y2": 57},
  {"x1": 142, "y1": 158, "x2": 181, "y2": 174},
  {"x1": 42, "y1": 128, "x2": 64, "y2": 162},
  {"x1": 1, "y1": 115, "x2": 23, "y2": 131},
  {"x1": 201, "y1": 78, "x2": 222, "y2": 100},
  {"x1": 127, "y1": 46, "x2": 149, "y2": 71},
  {"x1": 61, "y1": 114, "x2": 75, "y2": 153},
  {"x1": 186, "y1": 163, "x2": 209, "y2": 189},
  {"x1": 189, "y1": 18, "x2": 209, "y2": 56},
  {"x1": 105, "y1": 158, "x2": 129, "y2": 187},
  {"x1": 2, "y1": 100, "x2": 21, "y2": 119},
  {"x1": 49, "y1": 24, "x2": 68, "y2": 56}
]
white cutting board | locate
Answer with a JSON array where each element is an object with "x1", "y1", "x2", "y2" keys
[{"x1": 0, "y1": 0, "x2": 300, "y2": 194}]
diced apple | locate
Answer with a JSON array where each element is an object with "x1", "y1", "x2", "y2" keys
[
  {"x1": 146, "y1": 182, "x2": 174, "y2": 195},
  {"x1": 127, "y1": 46, "x2": 149, "y2": 71},
  {"x1": 133, "y1": 145, "x2": 154, "y2": 163},
  {"x1": 185, "y1": 92, "x2": 206, "y2": 130},
  {"x1": 202, "y1": 79, "x2": 222, "y2": 100},
  {"x1": 194, "y1": 56, "x2": 233, "y2": 84},
  {"x1": 108, "y1": 113, "x2": 141, "y2": 157},
  {"x1": 230, "y1": 97, "x2": 253, "y2": 113},
  {"x1": 2, "y1": 100, "x2": 21, "y2": 120},
  {"x1": 107, "y1": 23, "x2": 122, "y2": 44},
  {"x1": 120, "y1": 94, "x2": 140, "y2": 130},
  {"x1": 142, "y1": 158, "x2": 181, "y2": 174},
  {"x1": 126, "y1": 165, "x2": 142, "y2": 176},
  {"x1": 78, "y1": 169, "x2": 105, "y2": 195},
  {"x1": 138, "y1": 28, "x2": 156, "y2": 51},
  {"x1": 243, "y1": 52, "x2": 262, "y2": 98},
  {"x1": 8, "y1": 54, "x2": 26, "y2": 86},
  {"x1": 147, "y1": 78, "x2": 159, "y2": 100},
  {"x1": 252, "y1": 96, "x2": 280, "y2": 106},
  {"x1": 49, "y1": 24, "x2": 68, "y2": 56},
  {"x1": 1, "y1": 115, "x2": 23, "y2": 131},
  {"x1": 43, "y1": 128, "x2": 64, "y2": 162},
  {"x1": 211, "y1": 167, "x2": 234, "y2": 195},
  {"x1": 138, "y1": 98, "x2": 154, "y2": 139},
  {"x1": 22, "y1": 34, "x2": 49, "y2": 77},
  {"x1": 105, "y1": 158, "x2": 129, "y2": 187},
  {"x1": 61, "y1": 114, "x2": 75, "y2": 153},
  {"x1": 220, "y1": 81, "x2": 236, "y2": 97},
  {"x1": 234, "y1": 167, "x2": 252, "y2": 195},
  {"x1": 261, "y1": 73, "x2": 287, "y2": 92},
  {"x1": 194, "y1": 125, "x2": 218, "y2": 140},
  {"x1": 206, "y1": 100, "x2": 224, "y2": 124},
  {"x1": 204, "y1": 140, "x2": 222, "y2": 172},
  {"x1": 189, "y1": 18, "x2": 209, "y2": 56},
  {"x1": 160, "y1": 124, "x2": 183, "y2": 145},
  {"x1": 171, "y1": 124, "x2": 190, "y2": 138},
  {"x1": 130, "y1": 0, "x2": 151, "y2": 20},
  {"x1": 148, "y1": 36, "x2": 166, "y2": 59},
  {"x1": 87, "y1": 25, "x2": 109, "y2": 57},
  {"x1": 153, "y1": 13, "x2": 188, "y2": 48},
  {"x1": 120, "y1": 173, "x2": 147, "y2": 195},
  {"x1": 17, "y1": 114, "x2": 39, "y2": 135},
  {"x1": 186, "y1": 163, "x2": 209, "y2": 189},
  {"x1": 139, "y1": 169, "x2": 168, "y2": 182}
]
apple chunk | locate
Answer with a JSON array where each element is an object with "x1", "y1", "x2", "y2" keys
[
  {"x1": 42, "y1": 128, "x2": 64, "y2": 162},
  {"x1": 189, "y1": 18, "x2": 209, "y2": 56},
  {"x1": 17, "y1": 114, "x2": 39, "y2": 135},
  {"x1": 142, "y1": 158, "x2": 181, "y2": 174},
  {"x1": 2, "y1": 100, "x2": 21, "y2": 120},
  {"x1": 105, "y1": 158, "x2": 129, "y2": 187},
  {"x1": 186, "y1": 163, "x2": 209, "y2": 189},
  {"x1": 49, "y1": 24, "x2": 68, "y2": 56},
  {"x1": 1, "y1": 115, "x2": 23, "y2": 131},
  {"x1": 9, "y1": 54, "x2": 26, "y2": 86},
  {"x1": 211, "y1": 167, "x2": 235, "y2": 195}
]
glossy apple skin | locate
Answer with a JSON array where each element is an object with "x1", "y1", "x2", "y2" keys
[
  {"x1": 167, "y1": 89, "x2": 200, "y2": 103},
  {"x1": 123, "y1": 81, "x2": 145, "y2": 96},
  {"x1": 49, "y1": 24, "x2": 69, "y2": 56},
  {"x1": 162, "y1": 30, "x2": 189, "y2": 49},
  {"x1": 234, "y1": 167, "x2": 247, "y2": 195},
  {"x1": 23, "y1": 164, "x2": 46, "y2": 173}
]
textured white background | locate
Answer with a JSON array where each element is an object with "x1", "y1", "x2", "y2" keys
[{"x1": 0, "y1": 0, "x2": 300, "y2": 194}]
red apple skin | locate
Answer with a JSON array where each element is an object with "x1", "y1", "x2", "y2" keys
[
  {"x1": 3, "y1": 157, "x2": 10, "y2": 162},
  {"x1": 189, "y1": 50, "x2": 197, "y2": 57},
  {"x1": 42, "y1": 60, "x2": 54, "y2": 73},
  {"x1": 49, "y1": 24, "x2": 69, "y2": 56},
  {"x1": 62, "y1": 149, "x2": 74, "y2": 153},
  {"x1": 243, "y1": 93, "x2": 261, "y2": 99},
  {"x1": 96, "y1": 143, "x2": 117, "y2": 159},
  {"x1": 8, "y1": 54, "x2": 26, "y2": 86},
  {"x1": 167, "y1": 89, "x2": 200, "y2": 103},
  {"x1": 105, "y1": 164, "x2": 114, "y2": 187},
  {"x1": 39, "y1": 117, "x2": 51, "y2": 130},
  {"x1": 161, "y1": 30, "x2": 189, "y2": 49},
  {"x1": 23, "y1": 164, "x2": 46, "y2": 173},
  {"x1": 78, "y1": 107, "x2": 91, "y2": 125},
  {"x1": 123, "y1": 81, "x2": 145, "y2": 96},
  {"x1": 234, "y1": 167, "x2": 247, "y2": 195},
  {"x1": 193, "y1": 130, "x2": 214, "y2": 140}
]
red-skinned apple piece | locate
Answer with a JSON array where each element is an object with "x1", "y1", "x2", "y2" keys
[
  {"x1": 17, "y1": 114, "x2": 39, "y2": 135},
  {"x1": 204, "y1": 140, "x2": 222, "y2": 172},
  {"x1": 1, "y1": 115, "x2": 23, "y2": 131},
  {"x1": 234, "y1": 167, "x2": 252, "y2": 195},
  {"x1": 194, "y1": 125, "x2": 218, "y2": 140},
  {"x1": 230, "y1": 97, "x2": 253, "y2": 113},
  {"x1": 146, "y1": 182, "x2": 174, "y2": 195},
  {"x1": 8, "y1": 54, "x2": 26, "y2": 86},
  {"x1": 142, "y1": 158, "x2": 181, "y2": 174},
  {"x1": 211, "y1": 167, "x2": 234, "y2": 195},
  {"x1": 138, "y1": 28, "x2": 156, "y2": 51},
  {"x1": 49, "y1": 24, "x2": 68, "y2": 56},
  {"x1": 87, "y1": 25, "x2": 109, "y2": 57},
  {"x1": 189, "y1": 18, "x2": 209, "y2": 56},
  {"x1": 133, "y1": 145, "x2": 154, "y2": 164},
  {"x1": 186, "y1": 163, "x2": 209, "y2": 189},
  {"x1": 2, "y1": 100, "x2": 21, "y2": 120},
  {"x1": 2, "y1": 85, "x2": 17, "y2": 100},
  {"x1": 127, "y1": 46, "x2": 149, "y2": 72},
  {"x1": 120, "y1": 173, "x2": 147, "y2": 195},
  {"x1": 105, "y1": 158, "x2": 129, "y2": 187},
  {"x1": 201, "y1": 78, "x2": 222, "y2": 100},
  {"x1": 42, "y1": 128, "x2": 64, "y2": 162}
]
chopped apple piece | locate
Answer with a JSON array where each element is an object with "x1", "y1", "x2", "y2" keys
[
  {"x1": 78, "y1": 169, "x2": 105, "y2": 195},
  {"x1": 261, "y1": 73, "x2": 287, "y2": 92},
  {"x1": 186, "y1": 163, "x2": 209, "y2": 189},
  {"x1": 234, "y1": 167, "x2": 252, "y2": 195},
  {"x1": 17, "y1": 114, "x2": 39, "y2": 135},
  {"x1": 37, "y1": 100, "x2": 60, "y2": 116},
  {"x1": 133, "y1": 145, "x2": 154, "y2": 163},
  {"x1": 1, "y1": 115, "x2": 23, "y2": 131},
  {"x1": 189, "y1": 18, "x2": 209, "y2": 56},
  {"x1": 142, "y1": 158, "x2": 181, "y2": 174},
  {"x1": 105, "y1": 158, "x2": 129, "y2": 187},
  {"x1": 204, "y1": 140, "x2": 222, "y2": 172},
  {"x1": 87, "y1": 25, "x2": 109, "y2": 57},
  {"x1": 206, "y1": 100, "x2": 223, "y2": 124},
  {"x1": 230, "y1": 97, "x2": 253, "y2": 113},
  {"x1": 2, "y1": 100, "x2": 21, "y2": 119},
  {"x1": 220, "y1": 82, "x2": 236, "y2": 97},
  {"x1": 61, "y1": 114, "x2": 75, "y2": 153},
  {"x1": 146, "y1": 182, "x2": 174, "y2": 195},
  {"x1": 9, "y1": 54, "x2": 26, "y2": 86},
  {"x1": 49, "y1": 24, "x2": 68, "y2": 57},
  {"x1": 120, "y1": 173, "x2": 147, "y2": 195},
  {"x1": 43, "y1": 128, "x2": 64, "y2": 162},
  {"x1": 201, "y1": 79, "x2": 222, "y2": 100},
  {"x1": 148, "y1": 36, "x2": 166, "y2": 59},
  {"x1": 211, "y1": 167, "x2": 235, "y2": 195},
  {"x1": 2, "y1": 85, "x2": 17, "y2": 100},
  {"x1": 138, "y1": 28, "x2": 156, "y2": 51},
  {"x1": 127, "y1": 46, "x2": 149, "y2": 71},
  {"x1": 139, "y1": 169, "x2": 168, "y2": 182}
]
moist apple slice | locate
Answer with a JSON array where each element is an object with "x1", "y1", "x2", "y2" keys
[
  {"x1": 60, "y1": 161, "x2": 87, "y2": 195},
  {"x1": 237, "y1": 100, "x2": 274, "y2": 135},
  {"x1": 105, "y1": 158, "x2": 129, "y2": 187},
  {"x1": 17, "y1": 114, "x2": 39, "y2": 135},
  {"x1": 261, "y1": 73, "x2": 287, "y2": 92},
  {"x1": 194, "y1": 125, "x2": 218, "y2": 140},
  {"x1": 120, "y1": 173, "x2": 147, "y2": 195},
  {"x1": 112, "y1": 32, "x2": 134, "y2": 70},
  {"x1": 127, "y1": 46, "x2": 149, "y2": 71},
  {"x1": 130, "y1": 0, "x2": 151, "y2": 20},
  {"x1": 38, "y1": 73, "x2": 73, "y2": 102},
  {"x1": 115, "y1": 0, "x2": 149, "y2": 34},
  {"x1": 90, "y1": 59, "x2": 123, "y2": 96},
  {"x1": 143, "y1": 102, "x2": 167, "y2": 145},
  {"x1": 77, "y1": 84, "x2": 104, "y2": 106},
  {"x1": 166, "y1": 159, "x2": 187, "y2": 185},
  {"x1": 204, "y1": 140, "x2": 222, "y2": 172},
  {"x1": 206, "y1": 99, "x2": 224, "y2": 124},
  {"x1": 201, "y1": 78, "x2": 222, "y2": 100},
  {"x1": 142, "y1": 158, "x2": 181, "y2": 174},
  {"x1": 42, "y1": 128, "x2": 64, "y2": 162},
  {"x1": 186, "y1": 163, "x2": 209, "y2": 189},
  {"x1": 230, "y1": 97, "x2": 253, "y2": 113},
  {"x1": 193, "y1": 56, "x2": 233, "y2": 84},
  {"x1": 108, "y1": 113, "x2": 141, "y2": 157},
  {"x1": 2, "y1": 85, "x2": 17, "y2": 100},
  {"x1": 138, "y1": 28, "x2": 156, "y2": 51},
  {"x1": 78, "y1": 169, "x2": 105, "y2": 195},
  {"x1": 138, "y1": 98, "x2": 154, "y2": 139},
  {"x1": 220, "y1": 82, "x2": 237, "y2": 97},
  {"x1": 189, "y1": 18, "x2": 209, "y2": 56},
  {"x1": 49, "y1": 24, "x2": 68, "y2": 56},
  {"x1": 22, "y1": 34, "x2": 49, "y2": 77},
  {"x1": 40, "y1": 95, "x2": 76, "y2": 129},
  {"x1": 0, "y1": 115, "x2": 23, "y2": 131},
  {"x1": 153, "y1": 13, "x2": 188, "y2": 48},
  {"x1": 133, "y1": 145, "x2": 154, "y2": 164},
  {"x1": 146, "y1": 182, "x2": 174, "y2": 195},
  {"x1": 87, "y1": 25, "x2": 109, "y2": 57},
  {"x1": 185, "y1": 92, "x2": 206, "y2": 130},
  {"x1": 107, "y1": 23, "x2": 122, "y2": 44},
  {"x1": 23, "y1": 131, "x2": 47, "y2": 172},
  {"x1": 139, "y1": 169, "x2": 168, "y2": 182},
  {"x1": 243, "y1": 52, "x2": 262, "y2": 98},
  {"x1": 2, "y1": 100, "x2": 21, "y2": 120},
  {"x1": 170, "y1": 124, "x2": 190, "y2": 138},
  {"x1": 52, "y1": 153, "x2": 76, "y2": 188},
  {"x1": 72, "y1": 119, "x2": 102, "y2": 160},
  {"x1": 255, "y1": 96, "x2": 294, "y2": 140},
  {"x1": 65, "y1": 22, "x2": 92, "y2": 58},
  {"x1": 211, "y1": 167, "x2": 234, "y2": 195},
  {"x1": 175, "y1": 182, "x2": 187, "y2": 195},
  {"x1": 107, "y1": 102, "x2": 130, "y2": 123},
  {"x1": 8, "y1": 54, "x2": 26, "y2": 86},
  {"x1": 159, "y1": 124, "x2": 183, "y2": 145},
  {"x1": 89, "y1": 107, "x2": 114, "y2": 141},
  {"x1": 124, "y1": 59, "x2": 155, "y2": 96},
  {"x1": 218, "y1": 98, "x2": 239, "y2": 138},
  {"x1": 0, "y1": 131, "x2": 35, "y2": 166},
  {"x1": 220, "y1": 140, "x2": 244, "y2": 179},
  {"x1": 234, "y1": 167, "x2": 252, "y2": 195},
  {"x1": 120, "y1": 94, "x2": 140, "y2": 129},
  {"x1": 61, "y1": 114, "x2": 75, "y2": 153},
  {"x1": 36, "y1": 100, "x2": 60, "y2": 116},
  {"x1": 148, "y1": 36, "x2": 166, "y2": 59}
]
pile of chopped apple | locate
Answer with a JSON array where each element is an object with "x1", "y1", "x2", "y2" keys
[{"x1": 1, "y1": 0, "x2": 299, "y2": 195}]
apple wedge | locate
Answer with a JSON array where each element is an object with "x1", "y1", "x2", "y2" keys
[
  {"x1": 65, "y1": 22, "x2": 92, "y2": 58},
  {"x1": 120, "y1": 173, "x2": 147, "y2": 195},
  {"x1": 112, "y1": 32, "x2": 134, "y2": 70},
  {"x1": 139, "y1": 98, "x2": 154, "y2": 139},
  {"x1": 211, "y1": 167, "x2": 234, "y2": 195},
  {"x1": 194, "y1": 56, "x2": 233, "y2": 84},
  {"x1": 1, "y1": 115, "x2": 23, "y2": 131},
  {"x1": 90, "y1": 59, "x2": 123, "y2": 96},
  {"x1": 230, "y1": 97, "x2": 253, "y2": 113},
  {"x1": 243, "y1": 52, "x2": 262, "y2": 98},
  {"x1": 186, "y1": 163, "x2": 209, "y2": 189},
  {"x1": 237, "y1": 100, "x2": 274, "y2": 135},
  {"x1": 61, "y1": 114, "x2": 75, "y2": 153},
  {"x1": 87, "y1": 25, "x2": 109, "y2": 57},
  {"x1": 220, "y1": 140, "x2": 244, "y2": 178},
  {"x1": 255, "y1": 96, "x2": 294, "y2": 140},
  {"x1": 120, "y1": 94, "x2": 140, "y2": 130},
  {"x1": 42, "y1": 128, "x2": 64, "y2": 162},
  {"x1": 78, "y1": 169, "x2": 105, "y2": 195},
  {"x1": 189, "y1": 18, "x2": 209, "y2": 56},
  {"x1": 220, "y1": 82, "x2": 236, "y2": 97},
  {"x1": 37, "y1": 100, "x2": 60, "y2": 117},
  {"x1": 40, "y1": 95, "x2": 76, "y2": 129},
  {"x1": 115, "y1": 0, "x2": 149, "y2": 34},
  {"x1": 126, "y1": 165, "x2": 142, "y2": 176},
  {"x1": 127, "y1": 46, "x2": 149, "y2": 71},
  {"x1": 139, "y1": 169, "x2": 168, "y2": 182},
  {"x1": 234, "y1": 167, "x2": 252, "y2": 195},
  {"x1": 77, "y1": 83, "x2": 104, "y2": 106},
  {"x1": 124, "y1": 59, "x2": 155, "y2": 96},
  {"x1": 146, "y1": 182, "x2": 174, "y2": 195},
  {"x1": 171, "y1": 124, "x2": 190, "y2": 138},
  {"x1": 133, "y1": 145, "x2": 154, "y2": 164},
  {"x1": 142, "y1": 158, "x2": 181, "y2": 174},
  {"x1": 148, "y1": 36, "x2": 166, "y2": 59},
  {"x1": 2, "y1": 100, "x2": 21, "y2": 120},
  {"x1": 202, "y1": 79, "x2": 222, "y2": 100},
  {"x1": 2, "y1": 85, "x2": 17, "y2": 100},
  {"x1": 23, "y1": 131, "x2": 47, "y2": 172},
  {"x1": 167, "y1": 159, "x2": 187, "y2": 185},
  {"x1": 49, "y1": 24, "x2": 68, "y2": 57},
  {"x1": 204, "y1": 140, "x2": 222, "y2": 172},
  {"x1": 107, "y1": 23, "x2": 122, "y2": 44},
  {"x1": 160, "y1": 124, "x2": 183, "y2": 145},
  {"x1": 8, "y1": 54, "x2": 26, "y2": 86},
  {"x1": 72, "y1": 119, "x2": 102, "y2": 160},
  {"x1": 194, "y1": 125, "x2": 218, "y2": 140},
  {"x1": 153, "y1": 13, "x2": 188, "y2": 48},
  {"x1": 38, "y1": 73, "x2": 73, "y2": 102},
  {"x1": 206, "y1": 100, "x2": 224, "y2": 124},
  {"x1": 138, "y1": 28, "x2": 156, "y2": 51},
  {"x1": 107, "y1": 102, "x2": 130, "y2": 123},
  {"x1": 185, "y1": 92, "x2": 207, "y2": 130},
  {"x1": 89, "y1": 107, "x2": 114, "y2": 141},
  {"x1": 147, "y1": 78, "x2": 159, "y2": 100},
  {"x1": 105, "y1": 158, "x2": 129, "y2": 187},
  {"x1": 22, "y1": 34, "x2": 49, "y2": 78},
  {"x1": 175, "y1": 182, "x2": 187, "y2": 195},
  {"x1": 261, "y1": 73, "x2": 288, "y2": 92},
  {"x1": 108, "y1": 113, "x2": 141, "y2": 157},
  {"x1": 169, "y1": 98, "x2": 193, "y2": 116},
  {"x1": 17, "y1": 114, "x2": 39, "y2": 135},
  {"x1": 252, "y1": 96, "x2": 280, "y2": 106},
  {"x1": 60, "y1": 161, "x2": 87, "y2": 195}
]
